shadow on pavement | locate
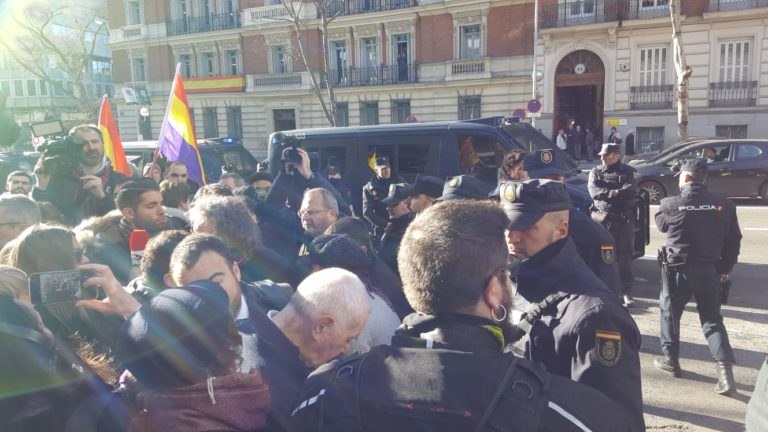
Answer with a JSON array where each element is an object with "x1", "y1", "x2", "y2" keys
[
  {"x1": 640, "y1": 334, "x2": 767, "y2": 372},
  {"x1": 645, "y1": 404, "x2": 746, "y2": 432}
]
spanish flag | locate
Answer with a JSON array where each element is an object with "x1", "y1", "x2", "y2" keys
[
  {"x1": 157, "y1": 64, "x2": 206, "y2": 185},
  {"x1": 97, "y1": 96, "x2": 131, "y2": 176},
  {"x1": 368, "y1": 148, "x2": 377, "y2": 172}
]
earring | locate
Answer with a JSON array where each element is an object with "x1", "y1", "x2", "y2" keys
[{"x1": 491, "y1": 304, "x2": 508, "y2": 322}]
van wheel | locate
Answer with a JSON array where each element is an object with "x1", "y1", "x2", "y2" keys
[
  {"x1": 760, "y1": 181, "x2": 768, "y2": 204},
  {"x1": 639, "y1": 180, "x2": 666, "y2": 205}
]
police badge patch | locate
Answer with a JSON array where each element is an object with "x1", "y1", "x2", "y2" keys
[
  {"x1": 540, "y1": 150, "x2": 553, "y2": 164},
  {"x1": 448, "y1": 177, "x2": 460, "y2": 188},
  {"x1": 601, "y1": 245, "x2": 614, "y2": 264},
  {"x1": 594, "y1": 330, "x2": 621, "y2": 366},
  {"x1": 503, "y1": 183, "x2": 517, "y2": 202}
]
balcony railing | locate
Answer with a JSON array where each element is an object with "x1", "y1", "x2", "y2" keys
[
  {"x1": 709, "y1": 81, "x2": 758, "y2": 107},
  {"x1": 541, "y1": 0, "x2": 671, "y2": 29},
  {"x1": 166, "y1": 12, "x2": 241, "y2": 36},
  {"x1": 248, "y1": 72, "x2": 308, "y2": 91},
  {"x1": 327, "y1": 0, "x2": 417, "y2": 16},
  {"x1": 630, "y1": 85, "x2": 674, "y2": 110},
  {"x1": 707, "y1": 0, "x2": 768, "y2": 12},
  {"x1": 321, "y1": 64, "x2": 419, "y2": 87}
]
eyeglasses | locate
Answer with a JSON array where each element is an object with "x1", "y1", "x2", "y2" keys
[{"x1": 299, "y1": 208, "x2": 330, "y2": 218}]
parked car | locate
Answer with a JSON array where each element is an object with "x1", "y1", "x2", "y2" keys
[
  {"x1": 633, "y1": 139, "x2": 768, "y2": 204},
  {"x1": 122, "y1": 137, "x2": 259, "y2": 183},
  {"x1": 627, "y1": 136, "x2": 724, "y2": 166}
]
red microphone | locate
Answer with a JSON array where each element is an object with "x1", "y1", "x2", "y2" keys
[{"x1": 129, "y1": 229, "x2": 150, "y2": 266}]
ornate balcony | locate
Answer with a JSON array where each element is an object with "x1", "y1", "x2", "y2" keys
[
  {"x1": 707, "y1": 0, "x2": 768, "y2": 12},
  {"x1": 630, "y1": 85, "x2": 674, "y2": 110},
  {"x1": 541, "y1": 0, "x2": 671, "y2": 29},
  {"x1": 166, "y1": 12, "x2": 241, "y2": 36},
  {"x1": 709, "y1": 81, "x2": 758, "y2": 107},
  {"x1": 321, "y1": 64, "x2": 419, "y2": 87},
  {"x1": 327, "y1": 0, "x2": 417, "y2": 16}
]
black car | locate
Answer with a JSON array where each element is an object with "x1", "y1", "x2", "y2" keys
[{"x1": 634, "y1": 139, "x2": 768, "y2": 204}]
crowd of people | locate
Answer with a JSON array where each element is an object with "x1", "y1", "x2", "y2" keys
[{"x1": 0, "y1": 123, "x2": 743, "y2": 431}]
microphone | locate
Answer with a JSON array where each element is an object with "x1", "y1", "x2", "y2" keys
[{"x1": 129, "y1": 229, "x2": 150, "y2": 266}]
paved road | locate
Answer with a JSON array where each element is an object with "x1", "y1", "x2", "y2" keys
[{"x1": 634, "y1": 202, "x2": 768, "y2": 431}]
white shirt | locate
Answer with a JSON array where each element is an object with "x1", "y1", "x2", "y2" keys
[{"x1": 236, "y1": 294, "x2": 249, "y2": 321}]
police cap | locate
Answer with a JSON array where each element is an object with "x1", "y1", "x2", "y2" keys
[
  {"x1": 500, "y1": 179, "x2": 571, "y2": 230},
  {"x1": 381, "y1": 183, "x2": 410, "y2": 206},
  {"x1": 523, "y1": 149, "x2": 570, "y2": 179},
  {"x1": 439, "y1": 175, "x2": 489, "y2": 201},
  {"x1": 374, "y1": 156, "x2": 390, "y2": 167},
  {"x1": 404, "y1": 175, "x2": 444, "y2": 199},
  {"x1": 598, "y1": 143, "x2": 621, "y2": 156}
]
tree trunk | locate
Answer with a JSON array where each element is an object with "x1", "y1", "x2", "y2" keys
[{"x1": 669, "y1": 0, "x2": 691, "y2": 141}]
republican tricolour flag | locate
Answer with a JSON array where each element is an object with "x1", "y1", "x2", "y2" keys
[
  {"x1": 157, "y1": 64, "x2": 206, "y2": 186},
  {"x1": 97, "y1": 96, "x2": 131, "y2": 176}
]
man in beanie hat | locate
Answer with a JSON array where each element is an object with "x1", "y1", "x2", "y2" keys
[
  {"x1": 363, "y1": 156, "x2": 404, "y2": 243},
  {"x1": 378, "y1": 183, "x2": 414, "y2": 275},
  {"x1": 654, "y1": 158, "x2": 741, "y2": 395},
  {"x1": 501, "y1": 179, "x2": 644, "y2": 431}
]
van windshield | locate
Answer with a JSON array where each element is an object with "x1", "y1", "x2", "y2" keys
[
  {"x1": 501, "y1": 123, "x2": 555, "y2": 152},
  {"x1": 457, "y1": 134, "x2": 505, "y2": 186}
]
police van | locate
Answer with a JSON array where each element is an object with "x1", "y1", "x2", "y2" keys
[{"x1": 267, "y1": 117, "x2": 650, "y2": 257}]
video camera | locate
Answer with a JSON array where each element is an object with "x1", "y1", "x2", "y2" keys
[
  {"x1": 271, "y1": 131, "x2": 302, "y2": 166},
  {"x1": 36, "y1": 134, "x2": 83, "y2": 178}
]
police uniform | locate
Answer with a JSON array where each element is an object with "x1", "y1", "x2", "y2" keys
[
  {"x1": 501, "y1": 180, "x2": 644, "y2": 432},
  {"x1": 288, "y1": 313, "x2": 633, "y2": 432},
  {"x1": 362, "y1": 156, "x2": 403, "y2": 241},
  {"x1": 523, "y1": 150, "x2": 622, "y2": 299},
  {"x1": 438, "y1": 175, "x2": 489, "y2": 201},
  {"x1": 588, "y1": 143, "x2": 638, "y2": 304},
  {"x1": 654, "y1": 158, "x2": 741, "y2": 394}
]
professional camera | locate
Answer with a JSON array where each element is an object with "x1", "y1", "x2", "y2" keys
[
  {"x1": 36, "y1": 134, "x2": 83, "y2": 177},
  {"x1": 272, "y1": 132, "x2": 302, "y2": 164}
]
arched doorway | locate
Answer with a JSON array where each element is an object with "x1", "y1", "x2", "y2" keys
[{"x1": 554, "y1": 50, "x2": 605, "y2": 137}]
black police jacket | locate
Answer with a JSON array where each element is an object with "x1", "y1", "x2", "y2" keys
[
  {"x1": 288, "y1": 313, "x2": 631, "y2": 432},
  {"x1": 362, "y1": 174, "x2": 404, "y2": 231},
  {"x1": 514, "y1": 238, "x2": 644, "y2": 432},
  {"x1": 588, "y1": 162, "x2": 637, "y2": 215},
  {"x1": 569, "y1": 209, "x2": 622, "y2": 299},
  {"x1": 655, "y1": 183, "x2": 741, "y2": 274}
]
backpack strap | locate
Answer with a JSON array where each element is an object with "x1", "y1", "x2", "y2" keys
[{"x1": 477, "y1": 358, "x2": 550, "y2": 432}]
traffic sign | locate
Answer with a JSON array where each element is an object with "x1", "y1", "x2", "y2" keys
[
  {"x1": 405, "y1": 115, "x2": 418, "y2": 123},
  {"x1": 527, "y1": 98, "x2": 542, "y2": 113},
  {"x1": 527, "y1": 112, "x2": 542, "y2": 118},
  {"x1": 512, "y1": 108, "x2": 526, "y2": 119}
]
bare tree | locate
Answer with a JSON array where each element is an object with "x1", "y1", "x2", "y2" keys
[
  {"x1": 277, "y1": 0, "x2": 341, "y2": 126},
  {"x1": 669, "y1": 0, "x2": 692, "y2": 140},
  {"x1": 0, "y1": 6, "x2": 107, "y2": 122}
]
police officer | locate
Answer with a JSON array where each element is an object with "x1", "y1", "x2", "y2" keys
[
  {"x1": 523, "y1": 149, "x2": 621, "y2": 299},
  {"x1": 654, "y1": 158, "x2": 741, "y2": 395},
  {"x1": 363, "y1": 156, "x2": 403, "y2": 242},
  {"x1": 502, "y1": 179, "x2": 644, "y2": 431},
  {"x1": 288, "y1": 200, "x2": 632, "y2": 432},
  {"x1": 404, "y1": 174, "x2": 443, "y2": 214},
  {"x1": 378, "y1": 183, "x2": 414, "y2": 275},
  {"x1": 588, "y1": 143, "x2": 638, "y2": 307}
]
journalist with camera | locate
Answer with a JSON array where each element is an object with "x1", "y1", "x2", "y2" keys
[{"x1": 33, "y1": 125, "x2": 130, "y2": 226}]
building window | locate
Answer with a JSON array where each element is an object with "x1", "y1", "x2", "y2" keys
[
  {"x1": 567, "y1": 0, "x2": 595, "y2": 17},
  {"x1": 127, "y1": 0, "x2": 142, "y2": 25},
  {"x1": 718, "y1": 40, "x2": 750, "y2": 82},
  {"x1": 641, "y1": 0, "x2": 668, "y2": 8},
  {"x1": 226, "y1": 50, "x2": 240, "y2": 75},
  {"x1": 715, "y1": 125, "x2": 747, "y2": 139},
  {"x1": 391, "y1": 100, "x2": 410, "y2": 124},
  {"x1": 273, "y1": 109, "x2": 296, "y2": 131},
  {"x1": 335, "y1": 102, "x2": 349, "y2": 127},
  {"x1": 13, "y1": 80, "x2": 23, "y2": 97},
  {"x1": 26, "y1": 80, "x2": 37, "y2": 97},
  {"x1": 636, "y1": 127, "x2": 664, "y2": 154},
  {"x1": 639, "y1": 47, "x2": 667, "y2": 86},
  {"x1": 458, "y1": 96, "x2": 481, "y2": 120},
  {"x1": 140, "y1": 116, "x2": 152, "y2": 140},
  {"x1": 226, "y1": 106, "x2": 242, "y2": 138},
  {"x1": 39, "y1": 80, "x2": 47, "y2": 96},
  {"x1": 179, "y1": 54, "x2": 193, "y2": 78},
  {"x1": 271, "y1": 46, "x2": 291, "y2": 74},
  {"x1": 460, "y1": 25, "x2": 482, "y2": 59},
  {"x1": 203, "y1": 107, "x2": 218, "y2": 138},
  {"x1": 201, "y1": 52, "x2": 216, "y2": 77},
  {"x1": 133, "y1": 57, "x2": 146, "y2": 81},
  {"x1": 360, "y1": 101, "x2": 378, "y2": 125}
]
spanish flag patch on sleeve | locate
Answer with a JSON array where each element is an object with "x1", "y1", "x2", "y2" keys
[{"x1": 594, "y1": 330, "x2": 622, "y2": 366}]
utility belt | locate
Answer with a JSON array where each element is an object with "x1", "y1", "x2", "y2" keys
[
  {"x1": 657, "y1": 247, "x2": 686, "y2": 268},
  {"x1": 658, "y1": 248, "x2": 731, "y2": 303},
  {"x1": 591, "y1": 210, "x2": 630, "y2": 224}
]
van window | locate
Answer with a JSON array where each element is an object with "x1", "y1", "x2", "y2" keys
[
  {"x1": 367, "y1": 142, "x2": 430, "y2": 179},
  {"x1": 457, "y1": 134, "x2": 505, "y2": 185},
  {"x1": 303, "y1": 145, "x2": 346, "y2": 174}
]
